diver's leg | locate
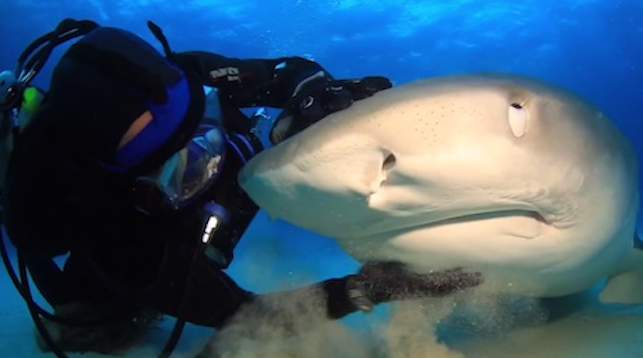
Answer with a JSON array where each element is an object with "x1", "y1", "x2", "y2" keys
[{"x1": 33, "y1": 251, "x2": 161, "y2": 355}]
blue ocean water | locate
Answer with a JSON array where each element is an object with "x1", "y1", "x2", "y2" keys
[
  {"x1": 2, "y1": 0, "x2": 643, "y2": 167},
  {"x1": 1, "y1": 0, "x2": 642, "y2": 357},
  {"x1": 2, "y1": 0, "x2": 642, "y2": 239}
]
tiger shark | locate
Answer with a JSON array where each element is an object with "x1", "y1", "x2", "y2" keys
[{"x1": 239, "y1": 73, "x2": 643, "y2": 304}]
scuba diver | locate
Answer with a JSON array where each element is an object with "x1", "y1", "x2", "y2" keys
[{"x1": 0, "y1": 19, "x2": 483, "y2": 358}]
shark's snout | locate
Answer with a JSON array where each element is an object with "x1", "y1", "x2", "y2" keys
[{"x1": 240, "y1": 134, "x2": 401, "y2": 232}]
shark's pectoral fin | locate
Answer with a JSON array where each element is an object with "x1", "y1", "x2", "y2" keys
[{"x1": 599, "y1": 237, "x2": 643, "y2": 304}]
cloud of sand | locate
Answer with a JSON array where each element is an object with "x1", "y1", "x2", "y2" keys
[
  {"x1": 196, "y1": 284, "x2": 551, "y2": 358},
  {"x1": 197, "y1": 288, "x2": 375, "y2": 358}
]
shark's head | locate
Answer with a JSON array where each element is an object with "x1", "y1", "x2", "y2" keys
[{"x1": 239, "y1": 73, "x2": 639, "y2": 297}]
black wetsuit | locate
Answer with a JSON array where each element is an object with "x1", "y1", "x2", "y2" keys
[{"x1": 4, "y1": 52, "x2": 357, "y2": 328}]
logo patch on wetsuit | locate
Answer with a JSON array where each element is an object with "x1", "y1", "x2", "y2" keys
[{"x1": 209, "y1": 67, "x2": 240, "y2": 82}]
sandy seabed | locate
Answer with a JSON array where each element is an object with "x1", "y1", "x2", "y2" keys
[
  {"x1": 192, "y1": 285, "x2": 643, "y2": 358},
  {"x1": 2, "y1": 214, "x2": 642, "y2": 358}
]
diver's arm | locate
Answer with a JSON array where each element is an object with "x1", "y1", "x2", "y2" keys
[
  {"x1": 143, "y1": 257, "x2": 480, "y2": 329},
  {"x1": 169, "y1": 51, "x2": 331, "y2": 108},
  {"x1": 238, "y1": 263, "x2": 483, "y2": 322},
  {"x1": 198, "y1": 264, "x2": 482, "y2": 356},
  {"x1": 170, "y1": 51, "x2": 393, "y2": 143}
]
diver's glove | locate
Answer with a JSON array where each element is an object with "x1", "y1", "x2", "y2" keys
[
  {"x1": 270, "y1": 75, "x2": 393, "y2": 143},
  {"x1": 346, "y1": 261, "x2": 484, "y2": 312}
]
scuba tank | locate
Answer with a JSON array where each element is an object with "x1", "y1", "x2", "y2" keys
[{"x1": 0, "y1": 70, "x2": 45, "y2": 190}]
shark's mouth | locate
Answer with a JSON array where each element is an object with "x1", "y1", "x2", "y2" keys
[
  {"x1": 337, "y1": 206, "x2": 562, "y2": 275},
  {"x1": 353, "y1": 208, "x2": 552, "y2": 241},
  {"x1": 427, "y1": 209, "x2": 549, "y2": 229}
]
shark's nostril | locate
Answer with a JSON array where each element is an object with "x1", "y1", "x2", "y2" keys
[
  {"x1": 383, "y1": 153, "x2": 396, "y2": 171},
  {"x1": 369, "y1": 152, "x2": 396, "y2": 197}
]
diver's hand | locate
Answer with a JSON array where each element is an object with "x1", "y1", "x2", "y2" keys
[
  {"x1": 346, "y1": 261, "x2": 483, "y2": 312},
  {"x1": 333, "y1": 76, "x2": 393, "y2": 101},
  {"x1": 270, "y1": 75, "x2": 392, "y2": 143}
]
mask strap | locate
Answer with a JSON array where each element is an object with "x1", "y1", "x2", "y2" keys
[
  {"x1": 147, "y1": 21, "x2": 173, "y2": 57},
  {"x1": 15, "y1": 19, "x2": 99, "y2": 84}
]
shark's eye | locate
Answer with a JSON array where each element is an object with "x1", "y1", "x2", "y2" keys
[{"x1": 508, "y1": 103, "x2": 528, "y2": 138}]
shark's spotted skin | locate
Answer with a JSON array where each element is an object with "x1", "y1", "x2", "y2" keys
[{"x1": 240, "y1": 73, "x2": 643, "y2": 303}]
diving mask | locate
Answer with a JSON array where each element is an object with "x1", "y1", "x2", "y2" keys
[{"x1": 132, "y1": 125, "x2": 226, "y2": 214}]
